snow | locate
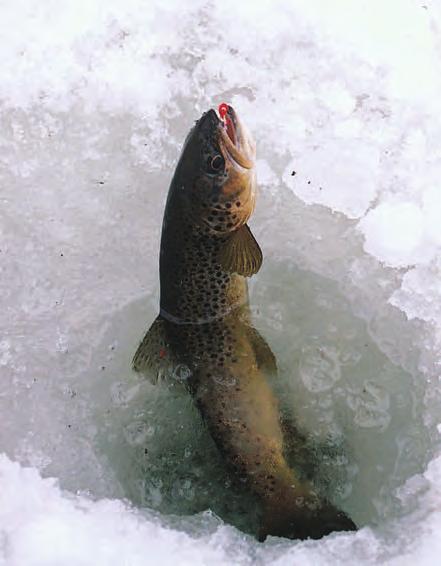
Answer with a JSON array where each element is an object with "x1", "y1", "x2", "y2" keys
[
  {"x1": 3, "y1": 451, "x2": 441, "y2": 566},
  {"x1": 2, "y1": 0, "x2": 441, "y2": 564},
  {"x1": 0, "y1": 455, "x2": 249, "y2": 566},
  {"x1": 359, "y1": 202, "x2": 426, "y2": 268},
  {"x1": 283, "y1": 140, "x2": 380, "y2": 218}
]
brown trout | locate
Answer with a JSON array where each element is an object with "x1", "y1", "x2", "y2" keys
[{"x1": 133, "y1": 104, "x2": 356, "y2": 540}]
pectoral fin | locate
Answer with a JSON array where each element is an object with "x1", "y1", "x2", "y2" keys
[
  {"x1": 132, "y1": 315, "x2": 177, "y2": 384},
  {"x1": 218, "y1": 224, "x2": 263, "y2": 277}
]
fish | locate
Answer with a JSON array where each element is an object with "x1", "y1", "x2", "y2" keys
[{"x1": 133, "y1": 104, "x2": 357, "y2": 540}]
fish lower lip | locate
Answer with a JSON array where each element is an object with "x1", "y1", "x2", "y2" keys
[
  {"x1": 225, "y1": 116, "x2": 236, "y2": 144},
  {"x1": 219, "y1": 126, "x2": 253, "y2": 169},
  {"x1": 218, "y1": 104, "x2": 237, "y2": 144}
]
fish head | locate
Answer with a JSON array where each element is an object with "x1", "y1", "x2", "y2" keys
[{"x1": 177, "y1": 105, "x2": 257, "y2": 234}]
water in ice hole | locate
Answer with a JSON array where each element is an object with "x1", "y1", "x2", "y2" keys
[{"x1": 86, "y1": 256, "x2": 432, "y2": 537}]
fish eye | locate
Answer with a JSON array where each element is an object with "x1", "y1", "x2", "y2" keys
[{"x1": 208, "y1": 154, "x2": 224, "y2": 172}]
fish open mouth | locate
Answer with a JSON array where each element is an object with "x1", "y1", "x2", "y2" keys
[
  {"x1": 224, "y1": 106, "x2": 236, "y2": 145},
  {"x1": 217, "y1": 105, "x2": 254, "y2": 170}
]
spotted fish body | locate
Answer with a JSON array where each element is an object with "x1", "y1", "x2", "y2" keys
[{"x1": 134, "y1": 106, "x2": 356, "y2": 540}]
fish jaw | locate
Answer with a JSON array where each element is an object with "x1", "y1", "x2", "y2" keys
[{"x1": 218, "y1": 105, "x2": 256, "y2": 170}]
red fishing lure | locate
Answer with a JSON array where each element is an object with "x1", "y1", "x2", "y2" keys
[
  {"x1": 218, "y1": 102, "x2": 235, "y2": 143},
  {"x1": 218, "y1": 103, "x2": 229, "y2": 120}
]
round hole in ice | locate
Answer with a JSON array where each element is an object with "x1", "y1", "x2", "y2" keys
[{"x1": 1, "y1": 97, "x2": 440, "y2": 565}]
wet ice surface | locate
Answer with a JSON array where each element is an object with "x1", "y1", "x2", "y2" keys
[{"x1": 2, "y1": 1, "x2": 441, "y2": 564}]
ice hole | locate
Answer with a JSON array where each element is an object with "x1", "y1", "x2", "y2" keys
[{"x1": 82, "y1": 249, "x2": 434, "y2": 538}]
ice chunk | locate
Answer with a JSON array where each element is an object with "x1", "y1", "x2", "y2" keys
[
  {"x1": 285, "y1": 140, "x2": 380, "y2": 219},
  {"x1": 423, "y1": 186, "x2": 441, "y2": 247},
  {"x1": 359, "y1": 202, "x2": 426, "y2": 267},
  {"x1": 390, "y1": 261, "x2": 441, "y2": 326}
]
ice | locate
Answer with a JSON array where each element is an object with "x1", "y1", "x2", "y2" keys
[
  {"x1": 2, "y1": 0, "x2": 441, "y2": 564},
  {"x1": 359, "y1": 202, "x2": 426, "y2": 268},
  {"x1": 0, "y1": 455, "x2": 251, "y2": 566},
  {"x1": 284, "y1": 140, "x2": 380, "y2": 218}
]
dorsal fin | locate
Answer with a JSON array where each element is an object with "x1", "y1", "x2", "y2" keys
[{"x1": 218, "y1": 224, "x2": 263, "y2": 277}]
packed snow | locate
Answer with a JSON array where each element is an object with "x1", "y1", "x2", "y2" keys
[{"x1": 1, "y1": 1, "x2": 441, "y2": 564}]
